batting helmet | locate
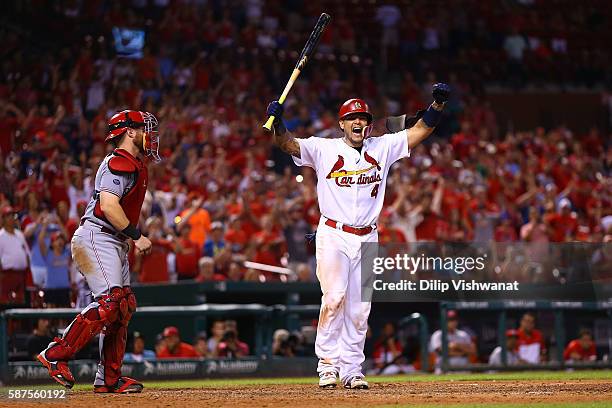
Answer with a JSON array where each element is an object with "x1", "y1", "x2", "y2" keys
[
  {"x1": 106, "y1": 110, "x2": 161, "y2": 162},
  {"x1": 338, "y1": 98, "x2": 372, "y2": 123}
]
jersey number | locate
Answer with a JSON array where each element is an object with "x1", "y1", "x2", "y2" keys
[{"x1": 371, "y1": 183, "x2": 380, "y2": 198}]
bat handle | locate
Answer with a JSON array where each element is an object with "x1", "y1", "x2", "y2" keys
[
  {"x1": 263, "y1": 115, "x2": 276, "y2": 131},
  {"x1": 262, "y1": 69, "x2": 298, "y2": 130}
]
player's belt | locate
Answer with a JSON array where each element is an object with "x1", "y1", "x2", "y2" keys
[
  {"x1": 80, "y1": 219, "x2": 128, "y2": 241},
  {"x1": 324, "y1": 217, "x2": 375, "y2": 236}
]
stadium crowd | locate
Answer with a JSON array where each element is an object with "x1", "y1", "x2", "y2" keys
[
  {"x1": 1, "y1": 1, "x2": 610, "y2": 381},
  {"x1": 1, "y1": 1, "x2": 610, "y2": 307}
]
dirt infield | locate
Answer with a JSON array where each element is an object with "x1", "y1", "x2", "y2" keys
[{"x1": 7, "y1": 379, "x2": 612, "y2": 407}]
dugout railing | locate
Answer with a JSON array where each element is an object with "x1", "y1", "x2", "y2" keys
[
  {"x1": 0, "y1": 303, "x2": 336, "y2": 384},
  {"x1": 438, "y1": 300, "x2": 612, "y2": 373},
  {"x1": 3, "y1": 301, "x2": 611, "y2": 382},
  {"x1": 0, "y1": 304, "x2": 272, "y2": 367},
  {"x1": 0, "y1": 303, "x2": 431, "y2": 384},
  {"x1": 0, "y1": 304, "x2": 326, "y2": 362}
]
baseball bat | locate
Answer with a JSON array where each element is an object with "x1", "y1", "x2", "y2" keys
[{"x1": 263, "y1": 12, "x2": 331, "y2": 130}]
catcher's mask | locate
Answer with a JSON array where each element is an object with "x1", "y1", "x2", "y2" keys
[{"x1": 107, "y1": 110, "x2": 161, "y2": 162}]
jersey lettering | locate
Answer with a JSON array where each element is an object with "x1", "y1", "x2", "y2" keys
[
  {"x1": 325, "y1": 153, "x2": 382, "y2": 187},
  {"x1": 293, "y1": 131, "x2": 409, "y2": 226},
  {"x1": 371, "y1": 184, "x2": 380, "y2": 198}
]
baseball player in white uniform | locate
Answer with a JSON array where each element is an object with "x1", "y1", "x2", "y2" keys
[{"x1": 267, "y1": 83, "x2": 450, "y2": 389}]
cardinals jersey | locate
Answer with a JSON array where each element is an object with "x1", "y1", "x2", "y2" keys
[{"x1": 293, "y1": 130, "x2": 409, "y2": 227}]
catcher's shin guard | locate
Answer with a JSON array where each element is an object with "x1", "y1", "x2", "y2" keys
[
  {"x1": 43, "y1": 287, "x2": 124, "y2": 361},
  {"x1": 38, "y1": 287, "x2": 124, "y2": 387},
  {"x1": 95, "y1": 286, "x2": 137, "y2": 388}
]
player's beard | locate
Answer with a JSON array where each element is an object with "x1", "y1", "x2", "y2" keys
[{"x1": 135, "y1": 132, "x2": 146, "y2": 155}]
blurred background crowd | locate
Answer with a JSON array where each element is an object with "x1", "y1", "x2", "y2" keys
[{"x1": 0, "y1": 1, "x2": 610, "y2": 301}]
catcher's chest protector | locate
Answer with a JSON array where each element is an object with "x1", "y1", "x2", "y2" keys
[{"x1": 108, "y1": 149, "x2": 148, "y2": 226}]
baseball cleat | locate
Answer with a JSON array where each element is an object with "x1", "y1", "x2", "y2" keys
[
  {"x1": 37, "y1": 350, "x2": 75, "y2": 389},
  {"x1": 318, "y1": 371, "x2": 338, "y2": 388},
  {"x1": 344, "y1": 376, "x2": 369, "y2": 389},
  {"x1": 94, "y1": 376, "x2": 144, "y2": 393}
]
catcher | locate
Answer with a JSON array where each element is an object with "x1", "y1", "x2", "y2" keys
[{"x1": 37, "y1": 110, "x2": 160, "y2": 393}]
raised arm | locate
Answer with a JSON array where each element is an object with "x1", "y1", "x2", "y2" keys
[
  {"x1": 38, "y1": 216, "x2": 50, "y2": 258},
  {"x1": 265, "y1": 101, "x2": 301, "y2": 157},
  {"x1": 407, "y1": 83, "x2": 450, "y2": 149}
]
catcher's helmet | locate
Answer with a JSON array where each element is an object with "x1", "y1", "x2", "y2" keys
[
  {"x1": 338, "y1": 98, "x2": 372, "y2": 123},
  {"x1": 107, "y1": 110, "x2": 161, "y2": 162}
]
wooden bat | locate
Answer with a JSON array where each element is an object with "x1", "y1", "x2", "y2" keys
[{"x1": 263, "y1": 12, "x2": 331, "y2": 130}]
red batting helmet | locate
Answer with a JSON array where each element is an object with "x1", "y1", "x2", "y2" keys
[
  {"x1": 338, "y1": 98, "x2": 372, "y2": 123},
  {"x1": 107, "y1": 110, "x2": 161, "y2": 162}
]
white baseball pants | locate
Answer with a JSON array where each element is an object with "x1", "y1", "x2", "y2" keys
[{"x1": 314, "y1": 217, "x2": 377, "y2": 382}]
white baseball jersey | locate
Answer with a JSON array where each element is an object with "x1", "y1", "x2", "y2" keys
[
  {"x1": 0, "y1": 228, "x2": 30, "y2": 270},
  {"x1": 293, "y1": 130, "x2": 409, "y2": 227},
  {"x1": 292, "y1": 130, "x2": 410, "y2": 383},
  {"x1": 429, "y1": 328, "x2": 473, "y2": 367}
]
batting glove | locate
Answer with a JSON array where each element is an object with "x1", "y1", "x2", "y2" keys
[
  {"x1": 267, "y1": 101, "x2": 284, "y2": 122},
  {"x1": 432, "y1": 83, "x2": 450, "y2": 104}
]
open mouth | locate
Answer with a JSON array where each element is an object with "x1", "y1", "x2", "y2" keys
[{"x1": 352, "y1": 126, "x2": 363, "y2": 136}]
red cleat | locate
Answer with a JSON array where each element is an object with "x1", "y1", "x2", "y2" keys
[
  {"x1": 37, "y1": 350, "x2": 75, "y2": 389},
  {"x1": 94, "y1": 376, "x2": 144, "y2": 393}
]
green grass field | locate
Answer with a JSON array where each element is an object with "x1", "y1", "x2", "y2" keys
[
  {"x1": 67, "y1": 369, "x2": 611, "y2": 389},
  {"x1": 3, "y1": 369, "x2": 609, "y2": 391}
]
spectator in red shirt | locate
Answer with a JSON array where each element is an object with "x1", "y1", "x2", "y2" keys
[
  {"x1": 16, "y1": 171, "x2": 45, "y2": 208},
  {"x1": 563, "y1": 329, "x2": 596, "y2": 362},
  {"x1": 517, "y1": 312, "x2": 547, "y2": 363},
  {"x1": 174, "y1": 224, "x2": 201, "y2": 280},
  {"x1": 225, "y1": 215, "x2": 248, "y2": 253},
  {"x1": 253, "y1": 215, "x2": 285, "y2": 268},
  {"x1": 377, "y1": 212, "x2": 407, "y2": 244},
  {"x1": 415, "y1": 188, "x2": 442, "y2": 241},
  {"x1": 494, "y1": 213, "x2": 518, "y2": 242},
  {"x1": 451, "y1": 120, "x2": 477, "y2": 159},
  {"x1": 545, "y1": 198, "x2": 578, "y2": 242},
  {"x1": 41, "y1": 150, "x2": 70, "y2": 210},
  {"x1": 156, "y1": 326, "x2": 199, "y2": 359},
  {"x1": 133, "y1": 216, "x2": 174, "y2": 283},
  {"x1": 194, "y1": 257, "x2": 226, "y2": 282}
]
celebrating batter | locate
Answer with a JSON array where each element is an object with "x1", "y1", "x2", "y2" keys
[
  {"x1": 267, "y1": 83, "x2": 450, "y2": 389},
  {"x1": 37, "y1": 110, "x2": 161, "y2": 393}
]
